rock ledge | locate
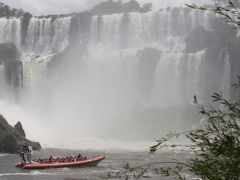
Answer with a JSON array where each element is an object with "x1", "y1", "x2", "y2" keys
[{"x1": 0, "y1": 115, "x2": 41, "y2": 153}]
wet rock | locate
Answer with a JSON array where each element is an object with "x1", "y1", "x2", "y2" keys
[
  {"x1": 0, "y1": 134, "x2": 19, "y2": 153},
  {"x1": 185, "y1": 26, "x2": 213, "y2": 53},
  {"x1": 0, "y1": 115, "x2": 41, "y2": 153},
  {"x1": 14, "y1": 121, "x2": 26, "y2": 138},
  {"x1": 0, "y1": 42, "x2": 19, "y2": 62}
]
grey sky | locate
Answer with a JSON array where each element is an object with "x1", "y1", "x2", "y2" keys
[{"x1": 1, "y1": 0, "x2": 210, "y2": 15}]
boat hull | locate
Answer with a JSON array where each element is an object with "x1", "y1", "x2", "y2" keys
[{"x1": 16, "y1": 155, "x2": 105, "y2": 170}]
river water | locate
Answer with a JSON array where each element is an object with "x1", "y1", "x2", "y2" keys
[{"x1": 0, "y1": 148, "x2": 197, "y2": 180}]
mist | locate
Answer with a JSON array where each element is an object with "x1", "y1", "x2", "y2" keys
[
  {"x1": 0, "y1": 0, "x2": 232, "y2": 149},
  {"x1": 0, "y1": 0, "x2": 209, "y2": 15}
]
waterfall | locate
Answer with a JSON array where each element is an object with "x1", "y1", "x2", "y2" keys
[
  {"x1": 25, "y1": 17, "x2": 71, "y2": 53},
  {"x1": 157, "y1": 50, "x2": 205, "y2": 106},
  {"x1": 0, "y1": 61, "x2": 23, "y2": 99},
  {"x1": 0, "y1": 7, "x2": 236, "y2": 141},
  {"x1": 0, "y1": 8, "x2": 232, "y2": 110},
  {"x1": 0, "y1": 63, "x2": 6, "y2": 96},
  {"x1": 221, "y1": 54, "x2": 231, "y2": 98},
  {"x1": 0, "y1": 18, "x2": 21, "y2": 47},
  {"x1": 87, "y1": 10, "x2": 213, "y2": 107},
  {"x1": 22, "y1": 62, "x2": 47, "y2": 96},
  {"x1": 90, "y1": 10, "x2": 212, "y2": 51}
]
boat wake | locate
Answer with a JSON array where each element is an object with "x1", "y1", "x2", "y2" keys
[
  {"x1": 0, "y1": 171, "x2": 53, "y2": 177},
  {"x1": 0, "y1": 154, "x2": 9, "y2": 157}
]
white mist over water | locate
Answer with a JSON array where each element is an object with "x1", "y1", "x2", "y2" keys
[
  {"x1": 1, "y1": 0, "x2": 207, "y2": 15},
  {"x1": 0, "y1": 18, "x2": 21, "y2": 47},
  {"x1": 25, "y1": 17, "x2": 71, "y2": 53},
  {"x1": 0, "y1": 8, "x2": 232, "y2": 148},
  {"x1": 221, "y1": 54, "x2": 231, "y2": 98}
]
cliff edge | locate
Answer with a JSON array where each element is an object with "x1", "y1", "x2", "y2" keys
[{"x1": 0, "y1": 115, "x2": 41, "y2": 153}]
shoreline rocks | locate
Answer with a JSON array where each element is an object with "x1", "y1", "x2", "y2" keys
[{"x1": 0, "y1": 115, "x2": 41, "y2": 153}]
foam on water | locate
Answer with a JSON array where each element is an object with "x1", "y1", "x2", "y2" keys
[
  {"x1": 43, "y1": 138, "x2": 193, "y2": 153},
  {"x1": 44, "y1": 138, "x2": 153, "y2": 152},
  {"x1": 0, "y1": 172, "x2": 54, "y2": 177},
  {"x1": 0, "y1": 154, "x2": 8, "y2": 157}
]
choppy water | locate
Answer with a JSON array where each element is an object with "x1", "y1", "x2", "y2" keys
[{"x1": 0, "y1": 149, "x2": 195, "y2": 180}]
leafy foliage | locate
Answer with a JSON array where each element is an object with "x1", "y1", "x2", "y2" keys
[
  {"x1": 187, "y1": 93, "x2": 240, "y2": 179},
  {"x1": 106, "y1": 161, "x2": 188, "y2": 179},
  {"x1": 150, "y1": 1, "x2": 240, "y2": 179},
  {"x1": 186, "y1": 0, "x2": 240, "y2": 29},
  {"x1": 113, "y1": 90, "x2": 240, "y2": 179},
  {"x1": 150, "y1": 131, "x2": 192, "y2": 153},
  {"x1": 0, "y1": 2, "x2": 27, "y2": 18},
  {"x1": 106, "y1": 1, "x2": 240, "y2": 179}
]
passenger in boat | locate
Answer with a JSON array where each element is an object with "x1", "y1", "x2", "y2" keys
[
  {"x1": 77, "y1": 153, "x2": 82, "y2": 159},
  {"x1": 22, "y1": 145, "x2": 31, "y2": 163},
  {"x1": 28, "y1": 146, "x2": 32, "y2": 159},
  {"x1": 49, "y1": 156, "x2": 54, "y2": 161},
  {"x1": 69, "y1": 156, "x2": 73, "y2": 161},
  {"x1": 23, "y1": 145, "x2": 29, "y2": 152},
  {"x1": 74, "y1": 156, "x2": 77, "y2": 162},
  {"x1": 26, "y1": 146, "x2": 32, "y2": 163},
  {"x1": 66, "y1": 156, "x2": 69, "y2": 162},
  {"x1": 60, "y1": 157, "x2": 66, "y2": 162},
  {"x1": 18, "y1": 150, "x2": 26, "y2": 163},
  {"x1": 76, "y1": 153, "x2": 83, "y2": 160},
  {"x1": 55, "y1": 157, "x2": 60, "y2": 163}
]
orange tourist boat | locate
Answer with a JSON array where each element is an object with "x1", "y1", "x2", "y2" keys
[{"x1": 16, "y1": 155, "x2": 105, "y2": 170}]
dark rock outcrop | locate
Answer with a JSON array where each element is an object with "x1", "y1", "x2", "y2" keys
[
  {"x1": 185, "y1": 17, "x2": 237, "y2": 53},
  {"x1": 4, "y1": 61, "x2": 23, "y2": 89},
  {"x1": 185, "y1": 26, "x2": 214, "y2": 53},
  {"x1": 0, "y1": 115, "x2": 41, "y2": 153},
  {"x1": 14, "y1": 121, "x2": 26, "y2": 138},
  {"x1": 0, "y1": 43, "x2": 22, "y2": 97},
  {"x1": 90, "y1": 0, "x2": 152, "y2": 15},
  {"x1": 0, "y1": 42, "x2": 19, "y2": 62}
]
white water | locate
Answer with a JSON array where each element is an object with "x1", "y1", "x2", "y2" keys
[
  {"x1": 25, "y1": 17, "x2": 71, "y2": 54},
  {"x1": 0, "y1": 63, "x2": 6, "y2": 95},
  {"x1": 22, "y1": 62, "x2": 47, "y2": 96},
  {"x1": 221, "y1": 54, "x2": 231, "y2": 98},
  {"x1": 152, "y1": 50, "x2": 205, "y2": 107},
  {"x1": 0, "y1": 9, "x2": 232, "y2": 145},
  {"x1": 0, "y1": 18, "x2": 21, "y2": 47}
]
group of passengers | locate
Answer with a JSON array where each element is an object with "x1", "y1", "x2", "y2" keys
[
  {"x1": 19, "y1": 145, "x2": 87, "y2": 164},
  {"x1": 18, "y1": 145, "x2": 33, "y2": 164},
  {"x1": 34, "y1": 154, "x2": 87, "y2": 164}
]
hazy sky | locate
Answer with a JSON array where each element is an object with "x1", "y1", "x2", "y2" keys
[{"x1": 1, "y1": 0, "x2": 210, "y2": 15}]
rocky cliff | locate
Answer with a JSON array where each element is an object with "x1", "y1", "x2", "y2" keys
[{"x1": 0, "y1": 115, "x2": 41, "y2": 153}]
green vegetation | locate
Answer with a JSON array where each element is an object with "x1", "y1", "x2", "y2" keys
[
  {"x1": 108, "y1": 79, "x2": 240, "y2": 180},
  {"x1": 0, "y1": 2, "x2": 27, "y2": 18},
  {"x1": 107, "y1": 1, "x2": 240, "y2": 179},
  {"x1": 151, "y1": 90, "x2": 240, "y2": 179}
]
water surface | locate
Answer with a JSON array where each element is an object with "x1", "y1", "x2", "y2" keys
[{"x1": 0, "y1": 148, "x2": 194, "y2": 180}]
